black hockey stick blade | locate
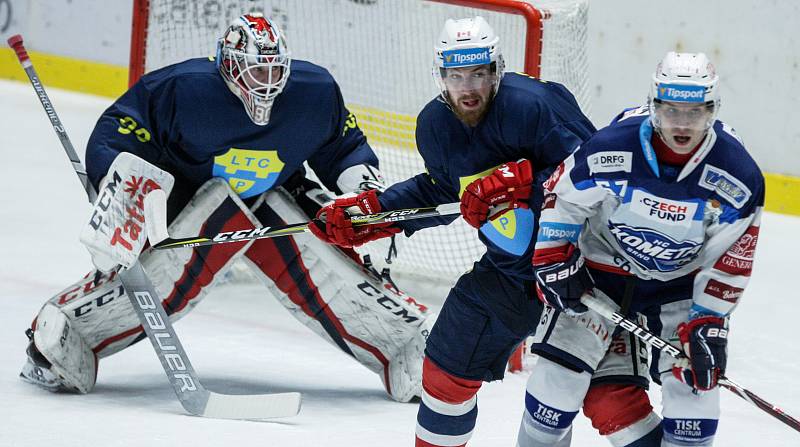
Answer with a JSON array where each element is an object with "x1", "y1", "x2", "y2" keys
[{"x1": 120, "y1": 262, "x2": 302, "y2": 419}]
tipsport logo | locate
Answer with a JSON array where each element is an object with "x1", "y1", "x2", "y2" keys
[
  {"x1": 656, "y1": 84, "x2": 706, "y2": 103},
  {"x1": 537, "y1": 222, "x2": 581, "y2": 243},
  {"x1": 442, "y1": 47, "x2": 490, "y2": 68}
]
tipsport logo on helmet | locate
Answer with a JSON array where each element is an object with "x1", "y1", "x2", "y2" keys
[
  {"x1": 656, "y1": 84, "x2": 706, "y2": 103},
  {"x1": 442, "y1": 47, "x2": 490, "y2": 68}
]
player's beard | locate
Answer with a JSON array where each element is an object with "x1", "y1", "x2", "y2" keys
[{"x1": 449, "y1": 92, "x2": 491, "y2": 127}]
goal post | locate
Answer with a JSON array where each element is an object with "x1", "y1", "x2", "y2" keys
[{"x1": 127, "y1": 0, "x2": 590, "y2": 286}]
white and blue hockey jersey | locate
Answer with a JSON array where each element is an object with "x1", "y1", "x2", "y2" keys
[{"x1": 536, "y1": 106, "x2": 764, "y2": 317}]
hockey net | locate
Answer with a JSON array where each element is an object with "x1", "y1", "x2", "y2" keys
[{"x1": 129, "y1": 0, "x2": 590, "y2": 297}]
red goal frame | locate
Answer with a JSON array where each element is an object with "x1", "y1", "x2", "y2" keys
[{"x1": 128, "y1": 0, "x2": 544, "y2": 86}]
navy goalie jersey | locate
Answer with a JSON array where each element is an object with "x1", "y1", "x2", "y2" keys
[
  {"x1": 85, "y1": 57, "x2": 377, "y2": 207},
  {"x1": 537, "y1": 106, "x2": 765, "y2": 317},
  {"x1": 378, "y1": 73, "x2": 596, "y2": 279}
]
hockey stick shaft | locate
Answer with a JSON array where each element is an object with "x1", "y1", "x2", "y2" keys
[
  {"x1": 581, "y1": 295, "x2": 800, "y2": 433},
  {"x1": 10, "y1": 35, "x2": 300, "y2": 419},
  {"x1": 151, "y1": 202, "x2": 461, "y2": 250},
  {"x1": 7, "y1": 35, "x2": 96, "y2": 203}
]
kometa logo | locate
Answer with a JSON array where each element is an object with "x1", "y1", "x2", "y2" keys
[{"x1": 609, "y1": 224, "x2": 702, "y2": 272}]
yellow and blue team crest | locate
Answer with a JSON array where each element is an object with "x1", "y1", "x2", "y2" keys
[
  {"x1": 459, "y1": 168, "x2": 535, "y2": 256},
  {"x1": 213, "y1": 148, "x2": 285, "y2": 198}
]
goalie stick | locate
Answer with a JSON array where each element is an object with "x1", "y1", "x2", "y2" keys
[
  {"x1": 580, "y1": 295, "x2": 800, "y2": 433},
  {"x1": 8, "y1": 34, "x2": 301, "y2": 420},
  {"x1": 148, "y1": 201, "x2": 462, "y2": 250}
]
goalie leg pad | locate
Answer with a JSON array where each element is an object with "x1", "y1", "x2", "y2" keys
[
  {"x1": 244, "y1": 188, "x2": 432, "y2": 402},
  {"x1": 26, "y1": 303, "x2": 97, "y2": 393},
  {"x1": 25, "y1": 179, "x2": 257, "y2": 379}
]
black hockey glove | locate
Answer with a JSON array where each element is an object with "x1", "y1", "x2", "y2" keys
[
  {"x1": 672, "y1": 316, "x2": 728, "y2": 391},
  {"x1": 533, "y1": 244, "x2": 594, "y2": 315}
]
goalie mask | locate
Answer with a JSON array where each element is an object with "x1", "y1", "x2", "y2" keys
[
  {"x1": 433, "y1": 16, "x2": 504, "y2": 125},
  {"x1": 648, "y1": 52, "x2": 720, "y2": 150},
  {"x1": 217, "y1": 13, "x2": 291, "y2": 126}
]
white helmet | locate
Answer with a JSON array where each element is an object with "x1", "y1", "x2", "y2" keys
[
  {"x1": 433, "y1": 16, "x2": 505, "y2": 101},
  {"x1": 648, "y1": 52, "x2": 720, "y2": 131},
  {"x1": 217, "y1": 13, "x2": 291, "y2": 126}
]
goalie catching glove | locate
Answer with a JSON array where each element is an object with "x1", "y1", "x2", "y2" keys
[
  {"x1": 79, "y1": 152, "x2": 174, "y2": 272},
  {"x1": 672, "y1": 316, "x2": 728, "y2": 391},
  {"x1": 309, "y1": 189, "x2": 401, "y2": 248},
  {"x1": 460, "y1": 159, "x2": 533, "y2": 228}
]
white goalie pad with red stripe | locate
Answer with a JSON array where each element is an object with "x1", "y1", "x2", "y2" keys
[
  {"x1": 36, "y1": 178, "x2": 259, "y2": 363},
  {"x1": 243, "y1": 188, "x2": 433, "y2": 402}
]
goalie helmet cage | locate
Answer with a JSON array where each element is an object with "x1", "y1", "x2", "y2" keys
[{"x1": 128, "y1": 0, "x2": 590, "y2": 286}]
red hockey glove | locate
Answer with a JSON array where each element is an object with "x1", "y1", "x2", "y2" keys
[
  {"x1": 308, "y1": 189, "x2": 401, "y2": 248},
  {"x1": 460, "y1": 159, "x2": 534, "y2": 229},
  {"x1": 672, "y1": 316, "x2": 728, "y2": 391}
]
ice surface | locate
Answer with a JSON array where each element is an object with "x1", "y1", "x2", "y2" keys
[{"x1": 0, "y1": 79, "x2": 797, "y2": 446}]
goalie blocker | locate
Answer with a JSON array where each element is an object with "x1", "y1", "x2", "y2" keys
[{"x1": 21, "y1": 177, "x2": 432, "y2": 402}]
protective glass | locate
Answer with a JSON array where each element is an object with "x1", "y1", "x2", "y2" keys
[
  {"x1": 652, "y1": 100, "x2": 716, "y2": 131},
  {"x1": 442, "y1": 68, "x2": 498, "y2": 92}
]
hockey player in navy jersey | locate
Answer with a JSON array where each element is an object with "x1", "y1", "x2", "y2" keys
[
  {"x1": 311, "y1": 16, "x2": 651, "y2": 447},
  {"x1": 519, "y1": 52, "x2": 765, "y2": 446},
  {"x1": 19, "y1": 12, "x2": 433, "y2": 403}
]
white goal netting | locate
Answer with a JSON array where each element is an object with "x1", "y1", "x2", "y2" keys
[{"x1": 133, "y1": 0, "x2": 590, "y2": 289}]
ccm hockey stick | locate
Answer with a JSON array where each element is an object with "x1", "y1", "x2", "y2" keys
[
  {"x1": 9, "y1": 34, "x2": 301, "y2": 419},
  {"x1": 149, "y1": 201, "x2": 462, "y2": 250},
  {"x1": 581, "y1": 295, "x2": 800, "y2": 433}
]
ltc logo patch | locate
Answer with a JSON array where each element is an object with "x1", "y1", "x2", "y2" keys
[{"x1": 213, "y1": 148, "x2": 285, "y2": 198}]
